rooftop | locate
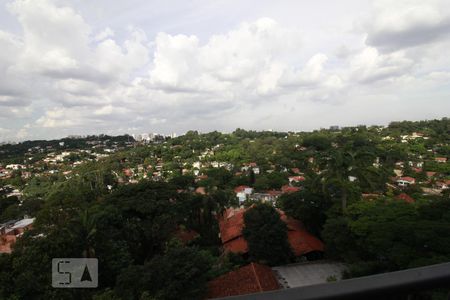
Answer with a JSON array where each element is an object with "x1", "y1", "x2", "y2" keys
[{"x1": 207, "y1": 263, "x2": 280, "y2": 299}]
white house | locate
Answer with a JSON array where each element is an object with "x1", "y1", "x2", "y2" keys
[
  {"x1": 396, "y1": 177, "x2": 416, "y2": 187},
  {"x1": 234, "y1": 185, "x2": 254, "y2": 204}
]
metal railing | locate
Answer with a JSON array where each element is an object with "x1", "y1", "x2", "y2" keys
[{"x1": 217, "y1": 262, "x2": 450, "y2": 300}]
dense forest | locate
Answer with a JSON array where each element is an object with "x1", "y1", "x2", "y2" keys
[{"x1": 0, "y1": 118, "x2": 449, "y2": 299}]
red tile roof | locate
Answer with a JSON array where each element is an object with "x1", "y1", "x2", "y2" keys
[
  {"x1": 291, "y1": 168, "x2": 301, "y2": 174},
  {"x1": 219, "y1": 209, "x2": 246, "y2": 244},
  {"x1": 281, "y1": 185, "x2": 301, "y2": 193},
  {"x1": 195, "y1": 187, "x2": 207, "y2": 195},
  {"x1": 397, "y1": 176, "x2": 415, "y2": 183},
  {"x1": 123, "y1": 168, "x2": 133, "y2": 177},
  {"x1": 412, "y1": 167, "x2": 422, "y2": 173},
  {"x1": 234, "y1": 185, "x2": 251, "y2": 193},
  {"x1": 279, "y1": 211, "x2": 325, "y2": 255},
  {"x1": 395, "y1": 193, "x2": 415, "y2": 204},
  {"x1": 219, "y1": 208, "x2": 324, "y2": 256},
  {"x1": 207, "y1": 263, "x2": 280, "y2": 299},
  {"x1": 289, "y1": 176, "x2": 305, "y2": 182}
]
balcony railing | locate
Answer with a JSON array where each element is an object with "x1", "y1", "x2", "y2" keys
[{"x1": 217, "y1": 262, "x2": 450, "y2": 300}]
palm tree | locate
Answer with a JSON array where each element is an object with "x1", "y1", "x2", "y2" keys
[
  {"x1": 318, "y1": 150, "x2": 378, "y2": 213},
  {"x1": 72, "y1": 210, "x2": 97, "y2": 258}
]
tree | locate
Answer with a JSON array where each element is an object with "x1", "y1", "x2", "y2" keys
[
  {"x1": 278, "y1": 189, "x2": 331, "y2": 237},
  {"x1": 318, "y1": 150, "x2": 378, "y2": 212},
  {"x1": 243, "y1": 204, "x2": 293, "y2": 265},
  {"x1": 302, "y1": 134, "x2": 332, "y2": 151},
  {"x1": 323, "y1": 197, "x2": 450, "y2": 277},
  {"x1": 105, "y1": 182, "x2": 181, "y2": 263},
  {"x1": 116, "y1": 244, "x2": 213, "y2": 300}
]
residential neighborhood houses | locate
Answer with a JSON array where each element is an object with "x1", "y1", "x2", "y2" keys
[{"x1": 0, "y1": 120, "x2": 449, "y2": 299}]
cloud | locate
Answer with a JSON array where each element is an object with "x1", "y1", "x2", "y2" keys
[
  {"x1": 0, "y1": 0, "x2": 449, "y2": 141},
  {"x1": 349, "y1": 47, "x2": 414, "y2": 83},
  {"x1": 364, "y1": 0, "x2": 450, "y2": 51}
]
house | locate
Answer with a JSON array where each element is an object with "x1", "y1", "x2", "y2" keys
[
  {"x1": 281, "y1": 185, "x2": 300, "y2": 194},
  {"x1": 249, "y1": 192, "x2": 279, "y2": 204},
  {"x1": 288, "y1": 176, "x2": 305, "y2": 184},
  {"x1": 426, "y1": 171, "x2": 437, "y2": 178},
  {"x1": 192, "y1": 161, "x2": 202, "y2": 169},
  {"x1": 412, "y1": 167, "x2": 422, "y2": 173},
  {"x1": 207, "y1": 263, "x2": 280, "y2": 298},
  {"x1": 0, "y1": 218, "x2": 35, "y2": 254},
  {"x1": 241, "y1": 163, "x2": 260, "y2": 175},
  {"x1": 396, "y1": 177, "x2": 415, "y2": 187},
  {"x1": 252, "y1": 167, "x2": 260, "y2": 175},
  {"x1": 123, "y1": 168, "x2": 133, "y2": 177},
  {"x1": 234, "y1": 185, "x2": 253, "y2": 204},
  {"x1": 195, "y1": 187, "x2": 207, "y2": 195},
  {"x1": 6, "y1": 189, "x2": 22, "y2": 199},
  {"x1": 393, "y1": 169, "x2": 403, "y2": 177},
  {"x1": 291, "y1": 168, "x2": 301, "y2": 174},
  {"x1": 5, "y1": 164, "x2": 24, "y2": 170},
  {"x1": 395, "y1": 161, "x2": 404, "y2": 168},
  {"x1": 435, "y1": 181, "x2": 449, "y2": 190},
  {"x1": 0, "y1": 168, "x2": 9, "y2": 179},
  {"x1": 218, "y1": 208, "x2": 324, "y2": 258},
  {"x1": 435, "y1": 157, "x2": 447, "y2": 163}
]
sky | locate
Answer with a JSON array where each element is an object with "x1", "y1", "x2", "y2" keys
[{"x1": 0, "y1": 0, "x2": 449, "y2": 142}]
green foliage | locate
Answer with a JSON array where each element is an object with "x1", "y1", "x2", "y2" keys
[
  {"x1": 243, "y1": 203, "x2": 293, "y2": 265},
  {"x1": 323, "y1": 198, "x2": 450, "y2": 276},
  {"x1": 254, "y1": 172, "x2": 287, "y2": 191},
  {"x1": 278, "y1": 189, "x2": 331, "y2": 237},
  {"x1": 302, "y1": 134, "x2": 332, "y2": 151},
  {"x1": 116, "y1": 244, "x2": 214, "y2": 300}
]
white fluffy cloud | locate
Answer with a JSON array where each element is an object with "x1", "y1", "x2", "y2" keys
[
  {"x1": 364, "y1": 0, "x2": 450, "y2": 51},
  {"x1": 0, "y1": 0, "x2": 449, "y2": 141}
]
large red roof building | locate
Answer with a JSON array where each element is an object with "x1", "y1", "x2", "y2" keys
[
  {"x1": 207, "y1": 263, "x2": 280, "y2": 298},
  {"x1": 218, "y1": 208, "x2": 324, "y2": 257}
]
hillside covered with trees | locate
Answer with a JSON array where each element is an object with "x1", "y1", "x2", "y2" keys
[{"x1": 0, "y1": 118, "x2": 449, "y2": 299}]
